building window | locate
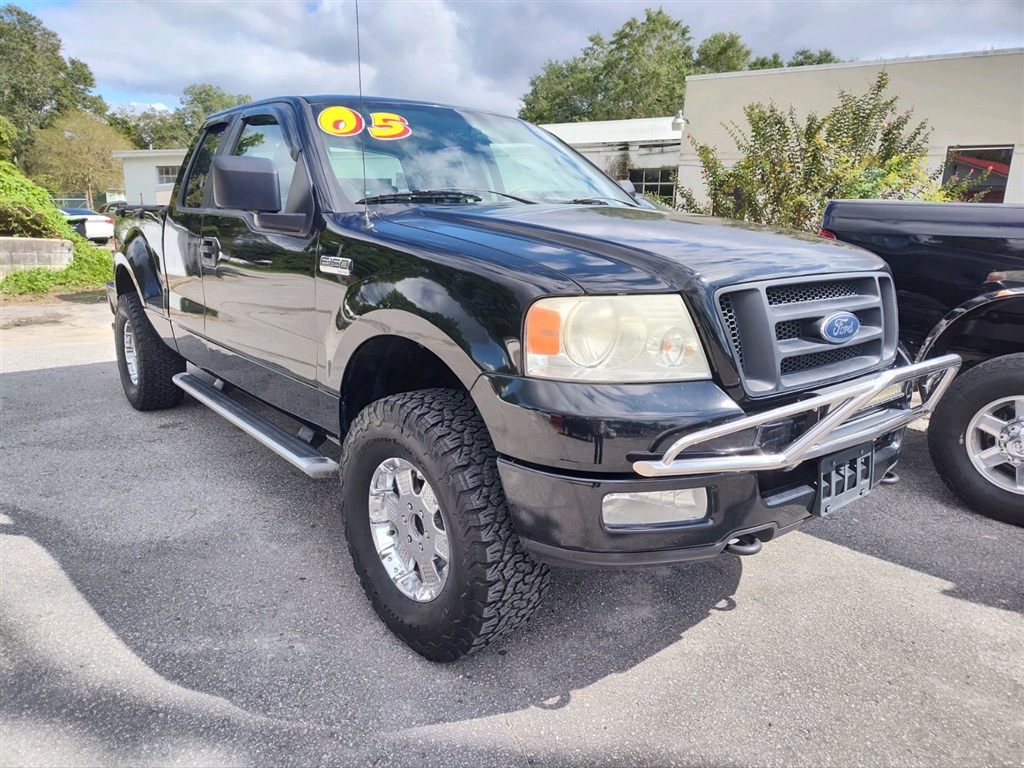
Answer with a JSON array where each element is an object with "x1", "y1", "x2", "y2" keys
[
  {"x1": 156, "y1": 165, "x2": 179, "y2": 185},
  {"x1": 943, "y1": 146, "x2": 1013, "y2": 203},
  {"x1": 628, "y1": 167, "x2": 676, "y2": 201}
]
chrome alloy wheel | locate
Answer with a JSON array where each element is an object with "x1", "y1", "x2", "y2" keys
[
  {"x1": 967, "y1": 396, "x2": 1024, "y2": 495},
  {"x1": 368, "y1": 457, "x2": 451, "y2": 601},
  {"x1": 123, "y1": 322, "x2": 139, "y2": 385}
]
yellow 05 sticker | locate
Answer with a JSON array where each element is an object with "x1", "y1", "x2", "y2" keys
[
  {"x1": 318, "y1": 107, "x2": 412, "y2": 140},
  {"x1": 367, "y1": 112, "x2": 411, "y2": 140},
  {"x1": 318, "y1": 106, "x2": 365, "y2": 136}
]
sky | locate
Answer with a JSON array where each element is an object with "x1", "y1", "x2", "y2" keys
[{"x1": 15, "y1": 0, "x2": 1024, "y2": 117}]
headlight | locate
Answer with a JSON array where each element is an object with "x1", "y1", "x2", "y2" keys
[{"x1": 524, "y1": 295, "x2": 711, "y2": 382}]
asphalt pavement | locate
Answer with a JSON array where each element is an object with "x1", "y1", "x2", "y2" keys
[{"x1": 2, "y1": 294, "x2": 1022, "y2": 767}]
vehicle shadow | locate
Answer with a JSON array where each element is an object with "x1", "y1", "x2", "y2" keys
[
  {"x1": 2, "y1": 360, "x2": 743, "y2": 761},
  {"x1": 800, "y1": 425, "x2": 1024, "y2": 616}
]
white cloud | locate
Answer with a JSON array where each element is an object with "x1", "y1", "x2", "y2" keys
[{"x1": 34, "y1": 0, "x2": 1024, "y2": 118}]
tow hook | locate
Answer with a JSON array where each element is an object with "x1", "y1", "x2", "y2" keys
[{"x1": 724, "y1": 535, "x2": 762, "y2": 556}]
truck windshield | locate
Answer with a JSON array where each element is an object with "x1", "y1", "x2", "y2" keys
[{"x1": 310, "y1": 100, "x2": 638, "y2": 208}]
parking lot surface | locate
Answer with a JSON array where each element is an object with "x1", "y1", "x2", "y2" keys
[{"x1": 2, "y1": 295, "x2": 1022, "y2": 767}]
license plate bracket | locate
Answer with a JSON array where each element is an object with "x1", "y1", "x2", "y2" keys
[{"x1": 814, "y1": 442, "x2": 874, "y2": 517}]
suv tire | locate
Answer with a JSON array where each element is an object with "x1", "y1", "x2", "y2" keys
[
  {"x1": 928, "y1": 353, "x2": 1024, "y2": 526},
  {"x1": 340, "y1": 389, "x2": 549, "y2": 661},
  {"x1": 115, "y1": 292, "x2": 186, "y2": 410}
]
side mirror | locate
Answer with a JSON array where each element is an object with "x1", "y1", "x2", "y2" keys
[
  {"x1": 212, "y1": 155, "x2": 281, "y2": 212},
  {"x1": 616, "y1": 178, "x2": 637, "y2": 198}
]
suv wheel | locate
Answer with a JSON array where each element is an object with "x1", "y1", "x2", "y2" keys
[
  {"x1": 928, "y1": 353, "x2": 1024, "y2": 526},
  {"x1": 115, "y1": 292, "x2": 186, "y2": 410},
  {"x1": 340, "y1": 389, "x2": 549, "y2": 661}
]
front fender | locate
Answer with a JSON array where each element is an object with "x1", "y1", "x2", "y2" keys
[
  {"x1": 327, "y1": 308, "x2": 486, "y2": 392},
  {"x1": 917, "y1": 286, "x2": 1024, "y2": 362}
]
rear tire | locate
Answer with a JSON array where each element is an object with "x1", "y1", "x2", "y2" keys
[
  {"x1": 340, "y1": 389, "x2": 549, "y2": 661},
  {"x1": 928, "y1": 354, "x2": 1024, "y2": 526},
  {"x1": 114, "y1": 292, "x2": 186, "y2": 411}
]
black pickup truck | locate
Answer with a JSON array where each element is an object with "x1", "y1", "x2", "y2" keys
[
  {"x1": 821, "y1": 201, "x2": 1024, "y2": 526},
  {"x1": 109, "y1": 96, "x2": 958, "y2": 660}
]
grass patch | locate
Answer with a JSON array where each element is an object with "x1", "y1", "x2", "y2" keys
[
  {"x1": 1, "y1": 238, "x2": 113, "y2": 296},
  {"x1": 0, "y1": 158, "x2": 114, "y2": 296}
]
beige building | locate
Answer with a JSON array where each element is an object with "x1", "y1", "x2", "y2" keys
[
  {"x1": 112, "y1": 148, "x2": 188, "y2": 206},
  {"x1": 548, "y1": 48, "x2": 1023, "y2": 206}
]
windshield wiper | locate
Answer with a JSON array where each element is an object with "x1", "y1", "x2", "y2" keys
[
  {"x1": 357, "y1": 188, "x2": 539, "y2": 205},
  {"x1": 447, "y1": 188, "x2": 538, "y2": 204},
  {"x1": 564, "y1": 197, "x2": 626, "y2": 206},
  {"x1": 356, "y1": 190, "x2": 482, "y2": 205}
]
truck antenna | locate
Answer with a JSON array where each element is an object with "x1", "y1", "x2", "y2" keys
[{"x1": 355, "y1": 0, "x2": 373, "y2": 231}]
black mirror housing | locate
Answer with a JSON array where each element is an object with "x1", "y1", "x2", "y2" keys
[{"x1": 212, "y1": 156, "x2": 281, "y2": 212}]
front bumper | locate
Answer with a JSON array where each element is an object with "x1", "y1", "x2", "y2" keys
[
  {"x1": 633, "y1": 353, "x2": 960, "y2": 477},
  {"x1": 487, "y1": 354, "x2": 960, "y2": 569}
]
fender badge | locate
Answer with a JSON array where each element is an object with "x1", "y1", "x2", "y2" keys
[{"x1": 319, "y1": 255, "x2": 352, "y2": 276}]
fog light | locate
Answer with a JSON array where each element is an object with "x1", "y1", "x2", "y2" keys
[
  {"x1": 866, "y1": 382, "x2": 907, "y2": 408},
  {"x1": 602, "y1": 488, "x2": 709, "y2": 529}
]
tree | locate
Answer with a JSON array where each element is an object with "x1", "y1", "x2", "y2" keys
[
  {"x1": 787, "y1": 48, "x2": 842, "y2": 67},
  {"x1": 0, "y1": 4, "x2": 106, "y2": 160},
  {"x1": 177, "y1": 83, "x2": 251, "y2": 138},
  {"x1": 597, "y1": 8, "x2": 693, "y2": 119},
  {"x1": 0, "y1": 115, "x2": 15, "y2": 162},
  {"x1": 748, "y1": 53, "x2": 784, "y2": 71},
  {"x1": 519, "y1": 9, "x2": 693, "y2": 122},
  {"x1": 695, "y1": 32, "x2": 752, "y2": 74},
  {"x1": 519, "y1": 44, "x2": 605, "y2": 124},
  {"x1": 25, "y1": 110, "x2": 132, "y2": 208},
  {"x1": 677, "y1": 72, "x2": 973, "y2": 231},
  {"x1": 517, "y1": 9, "x2": 845, "y2": 122},
  {"x1": 110, "y1": 105, "x2": 186, "y2": 149},
  {"x1": 112, "y1": 83, "x2": 251, "y2": 149}
]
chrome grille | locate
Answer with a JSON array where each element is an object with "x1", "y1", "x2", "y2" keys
[{"x1": 717, "y1": 273, "x2": 898, "y2": 397}]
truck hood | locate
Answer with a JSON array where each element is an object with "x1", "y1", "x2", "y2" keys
[{"x1": 383, "y1": 204, "x2": 886, "y2": 294}]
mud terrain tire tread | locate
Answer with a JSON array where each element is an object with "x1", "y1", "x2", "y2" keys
[
  {"x1": 115, "y1": 292, "x2": 186, "y2": 411},
  {"x1": 340, "y1": 388, "x2": 550, "y2": 661}
]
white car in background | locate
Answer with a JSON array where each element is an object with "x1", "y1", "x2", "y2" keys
[{"x1": 61, "y1": 208, "x2": 115, "y2": 244}]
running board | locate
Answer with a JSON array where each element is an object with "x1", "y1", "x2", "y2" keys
[{"x1": 172, "y1": 373, "x2": 339, "y2": 480}]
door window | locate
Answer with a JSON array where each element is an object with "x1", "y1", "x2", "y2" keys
[
  {"x1": 231, "y1": 116, "x2": 297, "y2": 210},
  {"x1": 180, "y1": 123, "x2": 228, "y2": 209}
]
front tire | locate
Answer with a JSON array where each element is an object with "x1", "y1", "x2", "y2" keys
[
  {"x1": 340, "y1": 389, "x2": 549, "y2": 661},
  {"x1": 114, "y1": 292, "x2": 186, "y2": 410},
  {"x1": 928, "y1": 354, "x2": 1024, "y2": 526}
]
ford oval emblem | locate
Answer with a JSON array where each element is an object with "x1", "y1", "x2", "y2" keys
[{"x1": 819, "y1": 312, "x2": 860, "y2": 344}]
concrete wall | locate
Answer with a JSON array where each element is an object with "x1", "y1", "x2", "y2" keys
[
  {"x1": 112, "y1": 149, "x2": 188, "y2": 206},
  {"x1": 0, "y1": 237, "x2": 73, "y2": 279},
  {"x1": 681, "y1": 49, "x2": 1024, "y2": 204}
]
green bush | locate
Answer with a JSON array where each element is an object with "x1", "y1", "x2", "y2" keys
[
  {"x1": 678, "y1": 72, "x2": 982, "y2": 231},
  {"x1": 0, "y1": 159, "x2": 112, "y2": 295}
]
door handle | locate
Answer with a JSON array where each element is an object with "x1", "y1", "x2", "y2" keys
[{"x1": 199, "y1": 237, "x2": 220, "y2": 265}]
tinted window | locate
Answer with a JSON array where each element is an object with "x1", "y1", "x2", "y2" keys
[
  {"x1": 311, "y1": 100, "x2": 637, "y2": 207},
  {"x1": 231, "y1": 116, "x2": 297, "y2": 209},
  {"x1": 181, "y1": 123, "x2": 228, "y2": 208}
]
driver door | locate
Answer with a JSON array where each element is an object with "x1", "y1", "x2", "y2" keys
[{"x1": 199, "y1": 105, "x2": 321, "y2": 422}]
